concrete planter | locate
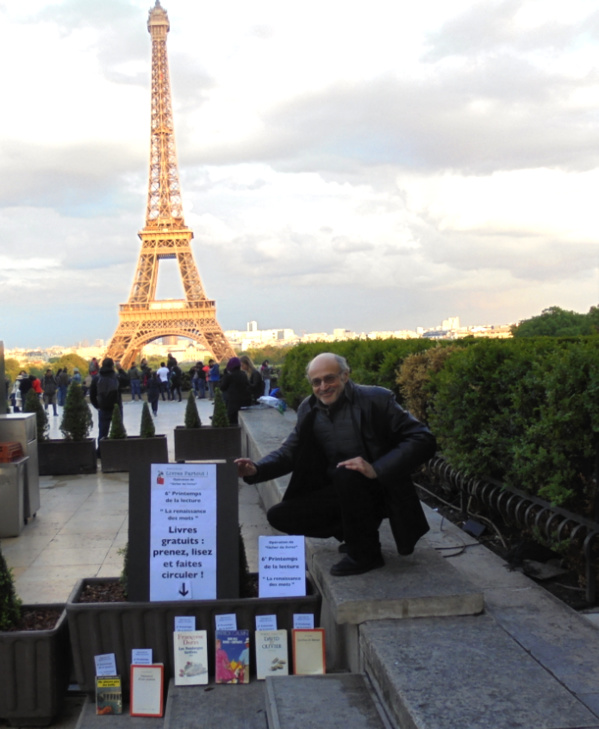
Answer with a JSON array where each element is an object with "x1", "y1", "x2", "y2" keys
[
  {"x1": 37, "y1": 439, "x2": 97, "y2": 476},
  {"x1": 0, "y1": 605, "x2": 70, "y2": 727},
  {"x1": 174, "y1": 425, "x2": 241, "y2": 462},
  {"x1": 99, "y1": 435, "x2": 168, "y2": 473},
  {"x1": 67, "y1": 575, "x2": 321, "y2": 693}
]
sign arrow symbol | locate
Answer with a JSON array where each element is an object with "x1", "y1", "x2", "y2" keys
[{"x1": 179, "y1": 583, "x2": 189, "y2": 597}]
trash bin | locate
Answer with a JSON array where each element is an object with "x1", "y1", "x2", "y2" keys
[{"x1": 0, "y1": 456, "x2": 27, "y2": 537}]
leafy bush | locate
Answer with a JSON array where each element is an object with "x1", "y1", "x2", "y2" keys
[
  {"x1": 140, "y1": 401, "x2": 156, "y2": 438},
  {"x1": 60, "y1": 382, "x2": 93, "y2": 441},
  {"x1": 108, "y1": 404, "x2": 127, "y2": 439},
  {"x1": 184, "y1": 391, "x2": 202, "y2": 428},
  {"x1": 23, "y1": 387, "x2": 48, "y2": 441},
  {"x1": 0, "y1": 546, "x2": 21, "y2": 631}
]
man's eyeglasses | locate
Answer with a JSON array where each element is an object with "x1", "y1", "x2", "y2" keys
[{"x1": 310, "y1": 373, "x2": 341, "y2": 388}]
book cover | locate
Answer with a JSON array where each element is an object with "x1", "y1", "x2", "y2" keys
[
  {"x1": 255, "y1": 629, "x2": 289, "y2": 680},
  {"x1": 95, "y1": 676, "x2": 122, "y2": 715},
  {"x1": 130, "y1": 664, "x2": 164, "y2": 717},
  {"x1": 292, "y1": 628, "x2": 326, "y2": 675},
  {"x1": 215, "y1": 629, "x2": 250, "y2": 684},
  {"x1": 174, "y1": 630, "x2": 209, "y2": 685}
]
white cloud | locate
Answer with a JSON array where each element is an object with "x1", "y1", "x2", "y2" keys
[{"x1": 0, "y1": 0, "x2": 597, "y2": 347}]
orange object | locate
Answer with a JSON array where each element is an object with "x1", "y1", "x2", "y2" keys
[{"x1": 0, "y1": 442, "x2": 24, "y2": 462}]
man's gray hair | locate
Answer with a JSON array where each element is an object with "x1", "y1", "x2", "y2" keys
[{"x1": 305, "y1": 353, "x2": 350, "y2": 379}]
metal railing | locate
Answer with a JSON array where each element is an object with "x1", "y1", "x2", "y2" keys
[{"x1": 423, "y1": 455, "x2": 599, "y2": 604}]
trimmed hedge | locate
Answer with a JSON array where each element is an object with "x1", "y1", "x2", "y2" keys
[{"x1": 277, "y1": 336, "x2": 599, "y2": 515}]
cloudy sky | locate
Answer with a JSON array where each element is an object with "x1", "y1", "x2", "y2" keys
[{"x1": 1, "y1": 0, "x2": 598, "y2": 348}]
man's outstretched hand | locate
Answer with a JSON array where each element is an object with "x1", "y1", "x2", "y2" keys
[{"x1": 235, "y1": 458, "x2": 258, "y2": 478}]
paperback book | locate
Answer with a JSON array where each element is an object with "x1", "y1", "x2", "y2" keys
[
  {"x1": 255, "y1": 629, "x2": 289, "y2": 680},
  {"x1": 95, "y1": 676, "x2": 122, "y2": 715},
  {"x1": 130, "y1": 664, "x2": 164, "y2": 717},
  {"x1": 174, "y1": 630, "x2": 209, "y2": 685},
  {"x1": 292, "y1": 628, "x2": 326, "y2": 675},
  {"x1": 215, "y1": 629, "x2": 250, "y2": 684}
]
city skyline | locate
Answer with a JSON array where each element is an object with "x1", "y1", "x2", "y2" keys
[{"x1": 1, "y1": 1, "x2": 598, "y2": 348}]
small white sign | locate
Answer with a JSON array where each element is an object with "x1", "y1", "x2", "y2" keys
[
  {"x1": 215, "y1": 613, "x2": 237, "y2": 631},
  {"x1": 293, "y1": 613, "x2": 315, "y2": 630},
  {"x1": 259, "y1": 536, "x2": 306, "y2": 598},
  {"x1": 131, "y1": 649, "x2": 153, "y2": 665},
  {"x1": 95, "y1": 653, "x2": 118, "y2": 677},
  {"x1": 174, "y1": 616, "x2": 196, "y2": 632},
  {"x1": 256, "y1": 614, "x2": 278, "y2": 631}
]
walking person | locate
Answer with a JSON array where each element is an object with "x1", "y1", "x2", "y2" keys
[
  {"x1": 89, "y1": 358, "x2": 122, "y2": 451},
  {"x1": 208, "y1": 359, "x2": 220, "y2": 399},
  {"x1": 42, "y1": 368, "x2": 58, "y2": 416},
  {"x1": 56, "y1": 368, "x2": 70, "y2": 406},
  {"x1": 156, "y1": 362, "x2": 170, "y2": 401},
  {"x1": 169, "y1": 358, "x2": 183, "y2": 402},
  {"x1": 128, "y1": 363, "x2": 142, "y2": 401},
  {"x1": 146, "y1": 370, "x2": 161, "y2": 416}
]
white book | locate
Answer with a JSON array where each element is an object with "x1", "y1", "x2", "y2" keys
[
  {"x1": 255, "y1": 630, "x2": 289, "y2": 680},
  {"x1": 130, "y1": 664, "x2": 164, "y2": 717},
  {"x1": 173, "y1": 630, "x2": 209, "y2": 685},
  {"x1": 292, "y1": 629, "x2": 326, "y2": 675}
]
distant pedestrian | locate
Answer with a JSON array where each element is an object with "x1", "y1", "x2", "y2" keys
[
  {"x1": 156, "y1": 362, "x2": 170, "y2": 401},
  {"x1": 220, "y1": 357, "x2": 251, "y2": 425},
  {"x1": 42, "y1": 368, "x2": 58, "y2": 416},
  {"x1": 146, "y1": 371, "x2": 161, "y2": 416},
  {"x1": 208, "y1": 359, "x2": 220, "y2": 399},
  {"x1": 71, "y1": 368, "x2": 82, "y2": 386},
  {"x1": 89, "y1": 357, "x2": 122, "y2": 450},
  {"x1": 128, "y1": 364, "x2": 142, "y2": 401},
  {"x1": 260, "y1": 360, "x2": 271, "y2": 396},
  {"x1": 240, "y1": 355, "x2": 263, "y2": 403},
  {"x1": 170, "y1": 358, "x2": 182, "y2": 402},
  {"x1": 89, "y1": 358, "x2": 99, "y2": 378},
  {"x1": 56, "y1": 368, "x2": 70, "y2": 406}
]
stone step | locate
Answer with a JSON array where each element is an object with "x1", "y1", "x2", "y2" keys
[
  {"x1": 361, "y1": 614, "x2": 599, "y2": 729},
  {"x1": 163, "y1": 679, "x2": 267, "y2": 729},
  {"x1": 265, "y1": 674, "x2": 393, "y2": 729},
  {"x1": 74, "y1": 695, "x2": 165, "y2": 729}
]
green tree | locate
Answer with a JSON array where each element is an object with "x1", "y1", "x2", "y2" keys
[
  {"x1": 0, "y1": 546, "x2": 21, "y2": 630},
  {"x1": 511, "y1": 306, "x2": 593, "y2": 337},
  {"x1": 60, "y1": 383, "x2": 93, "y2": 440},
  {"x1": 49, "y1": 353, "x2": 89, "y2": 373},
  {"x1": 23, "y1": 388, "x2": 49, "y2": 441},
  {"x1": 108, "y1": 404, "x2": 127, "y2": 439},
  {"x1": 140, "y1": 401, "x2": 156, "y2": 437},
  {"x1": 212, "y1": 388, "x2": 230, "y2": 427},
  {"x1": 184, "y1": 391, "x2": 202, "y2": 428}
]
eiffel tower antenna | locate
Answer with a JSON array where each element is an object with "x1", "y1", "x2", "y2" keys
[{"x1": 105, "y1": 1, "x2": 235, "y2": 369}]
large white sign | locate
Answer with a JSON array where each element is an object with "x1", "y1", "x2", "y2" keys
[
  {"x1": 150, "y1": 464, "x2": 217, "y2": 601},
  {"x1": 258, "y1": 536, "x2": 306, "y2": 598}
]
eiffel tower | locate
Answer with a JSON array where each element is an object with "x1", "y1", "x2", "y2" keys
[{"x1": 105, "y1": 1, "x2": 235, "y2": 370}]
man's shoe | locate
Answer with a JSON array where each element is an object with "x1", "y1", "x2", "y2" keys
[{"x1": 330, "y1": 553, "x2": 384, "y2": 577}]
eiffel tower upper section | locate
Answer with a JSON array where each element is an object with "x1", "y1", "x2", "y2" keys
[{"x1": 105, "y1": 1, "x2": 234, "y2": 368}]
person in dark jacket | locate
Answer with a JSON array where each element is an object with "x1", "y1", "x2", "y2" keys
[
  {"x1": 146, "y1": 370, "x2": 161, "y2": 416},
  {"x1": 89, "y1": 357, "x2": 122, "y2": 449},
  {"x1": 42, "y1": 368, "x2": 58, "y2": 416},
  {"x1": 235, "y1": 352, "x2": 436, "y2": 577},
  {"x1": 240, "y1": 355, "x2": 263, "y2": 403},
  {"x1": 220, "y1": 357, "x2": 251, "y2": 425}
]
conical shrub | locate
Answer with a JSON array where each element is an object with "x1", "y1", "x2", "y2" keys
[
  {"x1": 184, "y1": 391, "x2": 202, "y2": 428},
  {"x1": 108, "y1": 404, "x2": 127, "y2": 439},
  {"x1": 0, "y1": 546, "x2": 21, "y2": 631},
  {"x1": 212, "y1": 387, "x2": 230, "y2": 427},
  {"x1": 140, "y1": 401, "x2": 156, "y2": 438},
  {"x1": 60, "y1": 382, "x2": 93, "y2": 441},
  {"x1": 24, "y1": 387, "x2": 48, "y2": 441}
]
